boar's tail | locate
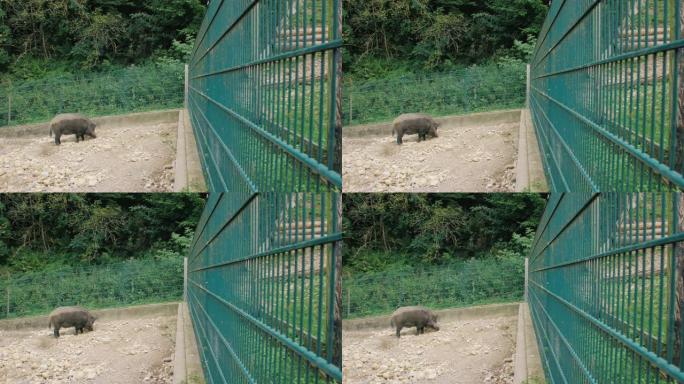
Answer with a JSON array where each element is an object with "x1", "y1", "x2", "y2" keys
[
  {"x1": 392, "y1": 127, "x2": 396, "y2": 136},
  {"x1": 48, "y1": 317, "x2": 52, "y2": 328},
  {"x1": 49, "y1": 126, "x2": 53, "y2": 137}
]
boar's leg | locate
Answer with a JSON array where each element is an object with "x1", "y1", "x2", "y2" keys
[
  {"x1": 53, "y1": 327, "x2": 60, "y2": 338},
  {"x1": 54, "y1": 133, "x2": 61, "y2": 145},
  {"x1": 397, "y1": 134, "x2": 403, "y2": 145},
  {"x1": 396, "y1": 326, "x2": 402, "y2": 338}
]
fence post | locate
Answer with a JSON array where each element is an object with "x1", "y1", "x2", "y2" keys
[
  {"x1": 5, "y1": 271, "x2": 10, "y2": 318},
  {"x1": 346, "y1": 286, "x2": 350, "y2": 317},
  {"x1": 526, "y1": 64, "x2": 531, "y2": 109},
  {"x1": 184, "y1": 64, "x2": 189, "y2": 110},
  {"x1": 524, "y1": 257, "x2": 529, "y2": 302},
  {"x1": 348, "y1": 79, "x2": 352, "y2": 126},
  {"x1": 7, "y1": 79, "x2": 11, "y2": 126},
  {"x1": 183, "y1": 257, "x2": 188, "y2": 301}
]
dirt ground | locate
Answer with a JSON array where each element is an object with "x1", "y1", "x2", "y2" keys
[
  {"x1": 342, "y1": 315, "x2": 517, "y2": 384},
  {"x1": 343, "y1": 122, "x2": 518, "y2": 192},
  {"x1": 0, "y1": 122, "x2": 176, "y2": 192},
  {"x1": 0, "y1": 315, "x2": 176, "y2": 384}
]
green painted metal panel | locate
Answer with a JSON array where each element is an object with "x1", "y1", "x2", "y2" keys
[
  {"x1": 187, "y1": 192, "x2": 342, "y2": 383},
  {"x1": 529, "y1": 1, "x2": 684, "y2": 191},
  {"x1": 529, "y1": 193, "x2": 684, "y2": 383},
  {"x1": 187, "y1": 0, "x2": 342, "y2": 192}
]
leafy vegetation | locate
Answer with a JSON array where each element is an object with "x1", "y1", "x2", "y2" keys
[
  {"x1": 0, "y1": 194, "x2": 206, "y2": 271},
  {"x1": 0, "y1": 0, "x2": 204, "y2": 75},
  {"x1": 343, "y1": 61, "x2": 526, "y2": 125},
  {"x1": 0, "y1": 193, "x2": 206, "y2": 318},
  {"x1": 0, "y1": 1, "x2": 204, "y2": 125},
  {"x1": 342, "y1": 0, "x2": 547, "y2": 124},
  {"x1": 343, "y1": 0, "x2": 548, "y2": 76},
  {"x1": 342, "y1": 194, "x2": 548, "y2": 316}
]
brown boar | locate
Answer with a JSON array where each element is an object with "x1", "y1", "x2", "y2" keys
[
  {"x1": 390, "y1": 306, "x2": 439, "y2": 338},
  {"x1": 392, "y1": 113, "x2": 439, "y2": 145},
  {"x1": 48, "y1": 306, "x2": 96, "y2": 338},
  {"x1": 49, "y1": 113, "x2": 97, "y2": 145}
]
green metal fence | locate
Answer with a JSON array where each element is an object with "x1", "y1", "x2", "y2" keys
[
  {"x1": 187, "y1": 0, "x2": 342, "y2": 192},
  {"x1": 0, "y1": 257, "x2": 183, "y2": 319},
  {"x1": 528, "y1": 193, "x2": 684, "y2": 383},
  {"x1": 529, "y1": 1, "x2": 684, "y2": 191},
  {"x1": 343, "y1": 63, "x2": 527, "y2": 126},
  {"x1": 187, "y1": 192, "x2": 342, "y2": 383},
  {"x1": 0, "y1": 64, "x2": 185, "y2": 127},
  {"x1": 343, "y1": 257, "x2": 524, "y2": 319}
]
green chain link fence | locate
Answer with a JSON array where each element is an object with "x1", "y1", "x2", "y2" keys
[
  {"x1": 187, "y1": 0, "x2": 343, "y2": 192},
  {"x1": 343, "y1": 63, "x2": 527, "y2": 126},
  {"x1": 343, "y1": 257, "x2": 525, "y2": 319},
  {"x1": 187, "y1": 192, "x2": 342, "y2": 383},
  {"x1": 528, "y1": 193, "x2": 684, "y2": 383},
  {"x1": 529, "y1": 1, "x2": 684, "y2": 191},
  {"x1": 0, "y1": 64, "x2": 185, "y2": 127},
  {"x1": 0, "y1": 257, "x2": 184, "y2": 319}
]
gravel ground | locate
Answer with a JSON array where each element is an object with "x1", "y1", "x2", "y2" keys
[
  {"x1": 0, "y1": 315, "x2": 176, "y2": 384},
  {"x1": 0, "y1": 122, "x2": 176, "y2": 192},
  {"x1": 343, "y1": 122, "x2": 518, "y2": 192},
  {"x1": 342, "y1": 315, "x2": 517, "y2": 384}
]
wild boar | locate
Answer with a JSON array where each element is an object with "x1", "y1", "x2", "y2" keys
[
  {"x1": 392, "y1": 113, "x2": 439, "y2": 145},
  {"x1": 49, "y1": 113, "x2": 97, "y2": 145},
  {"x1": 390, "y1": 306, "x2": 439, "y2": 338},
  {"x1": 48, "y1": 306, "x2": 96, "y2": 338}
]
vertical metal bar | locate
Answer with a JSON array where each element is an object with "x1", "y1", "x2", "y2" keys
[
  {"x1": 525, "y1": 257, "x2": 529, "y2": 302},
  {"x1": 526, "y1": 64, "x2": 531, "y2": 109},
  {"x1": 183, "y1": 256, "x2": 188, "y2": 302},
  {"x1": 5, "y1": 271, "x2": 9, "y2": 318},
  {"x1": 7, "y1": 79, "x2": 11, "y2": 126},
  {"x1": 332, "y1": 193, "x2": 342, "y2": 367},
  {"x1": 184, "y1": 64, "x2": 189, "y2": 110}
]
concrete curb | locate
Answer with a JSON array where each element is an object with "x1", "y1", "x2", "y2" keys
[
  {"x1": 0, "y1": 110, "x2": 181, "y2": 138},
  {"x1": 173, "y1": 302, "x2": 205, "y2": 384},
  {"x1": 513, "y1": 302, "x2": 545, "y2": 384},
  {"x1": 342, "y1": 302, "x2": 520, "y2": 331},
  {"x1": 174, "y1": 110, "x2": 189, "y2": 192},
  {"x1": 515, "y1": 109, "x2": 548, "y2": 192},
  {"x1": 0, "y1": 302, "x2": 179, "y2": 331},
  {"x1": 343, "y1": 110, "x2": 522, "y2": 138},
  {"x1": 175, "y1": 108, "x2": 207, "y2": 192}
]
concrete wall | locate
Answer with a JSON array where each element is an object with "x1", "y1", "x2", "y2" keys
[
  {"x1": 515, "y1": 109, "x2": 548, "y2": 192},
  {"x1": 0, "y1": 302, "x2": 179, "y2": 331},
  {"x1": 342, "y1": 302, "x2": 520, "y2": 331},
  {"x1": 174, "y1": 109, "x2": 207, "y2": 192},
  {"x1": 343, "y1": 110, "x2": 522, "y2": 138},
  {"x1": 0, "y1": 110, "x2": 181, "y2": 138}
]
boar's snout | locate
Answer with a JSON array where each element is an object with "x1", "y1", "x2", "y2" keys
[{"x1": 87, "y1": 124, "x2": 97, "y2": 138}]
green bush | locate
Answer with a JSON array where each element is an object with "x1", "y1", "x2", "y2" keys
[
  {"x1": 342, "y1": 62, "x2": 526, "y2": 125},
  {"x1": 0, "y1": 62, "x2": 184, "y2": 127},
  {"x1": 343, "y1": 256, "x2": 525, "y2": 318},
  {"x1": 0, "y1": 257, "x2": 184, "y2": 319}
]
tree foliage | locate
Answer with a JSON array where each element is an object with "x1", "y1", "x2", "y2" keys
[
  {"x1": 342, "y1": 193, "x2": 547, "y2": 270},
  {"x1": 0, "y1": 0, "x2": 205, "y2": 73},
  {"x1": 343, "y1": 0, "x2": 549, "y2": 70},
  {"x1": 0, "y1": 194, "x2": 206, "y2": 271}
]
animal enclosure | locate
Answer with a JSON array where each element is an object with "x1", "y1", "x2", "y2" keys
[
  {"x1": 187, "y1": 0, "x2": 343, "y2": 192},
  {"x1": 529, "y1": 1, "x2": 684, "y2": 191},
  {"x1": 529, "y1": 193, "x2": 684, "y2": 383},
  {"x1": 187, "y1": 192, "x2": 342, "y2": 383}
]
